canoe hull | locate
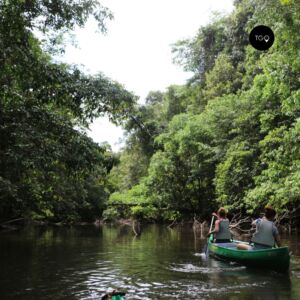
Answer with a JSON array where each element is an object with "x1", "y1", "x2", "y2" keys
[{"x1": 208, "y1": 239, "x2": 290, "y2": 272}]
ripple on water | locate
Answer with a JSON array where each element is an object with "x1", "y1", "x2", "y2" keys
[
  {"x1": 194, "y1": 252, "x2": 207, "y2": 260},
  {"x1": 169, "y1": 263, "x2": 213, "y2": 273},
  {"x1": 291, "y1": 271, "x2": 300, "y2": 278},
  {"x1": 169, "y1": 263, "x2": 246, "y2": 274},
  {"x1": 152, "y1": 282, "x2": 164, "y2": 286},
  {"x1": 135, "y1": 282, "x2": 152, "y2": 288},
  {"x1": 162, "y1": 280, "x2": 267, "y2": 299}
]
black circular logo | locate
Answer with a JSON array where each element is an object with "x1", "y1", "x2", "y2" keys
[{"x1": 249, "y1": 25, "x2": 275, "y2": 51}]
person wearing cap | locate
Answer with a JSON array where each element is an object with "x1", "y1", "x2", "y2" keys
[
  {"x1": 101, "y1": 288, "x2": 114, "y2": 300},
  {"x1": 208, "y1": 207, "x2": 231, "y2": 243}
]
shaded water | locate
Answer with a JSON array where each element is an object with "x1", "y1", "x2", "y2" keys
[{"x1": 1, "y1": 224, "x2": 300, "y2": 299}]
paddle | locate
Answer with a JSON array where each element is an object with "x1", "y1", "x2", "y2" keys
[{"x1": 203, "y1": 215, "x2": 215, "y2": 257}]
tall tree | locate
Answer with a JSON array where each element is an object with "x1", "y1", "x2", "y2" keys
[{"x1": 0, "y1": 0, "x2": 136, "y2": 222}]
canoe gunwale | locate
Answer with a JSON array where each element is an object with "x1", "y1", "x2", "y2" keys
[
  {"x1": 213, "y1": 240, "x2": 289, "y2": 253},
  {"x1": 207, "y1": 238, "x2": 290, "y2": 272}
]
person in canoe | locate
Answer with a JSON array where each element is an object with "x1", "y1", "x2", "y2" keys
[
  {"x1": 101, "y1": 288, "x2": 126, "y2": 300},
  {"x1": 238, "y1": 206, "x2": 281, "y2": 250},
  {"x1": 208, "y1": 207, "x2": 232, "y2": 243}
]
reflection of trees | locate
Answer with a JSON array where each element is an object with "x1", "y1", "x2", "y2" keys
[
  {"x1": 193, "y1": 219, "x2": 208, "y2": 252},
  {"x1": 1, "y1": 225, "x2": 106, "y2": 299},
  {"x1": 102, "y1": 224, "x2": 195, "y2": 281}
]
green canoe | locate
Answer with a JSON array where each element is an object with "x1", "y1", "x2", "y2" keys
[
  {"x1": 101, "y1": 293, "x2": 125, "y2": 300},
  {"x1": 208, "y1": 236, "x2": 290, "y2": 272}
]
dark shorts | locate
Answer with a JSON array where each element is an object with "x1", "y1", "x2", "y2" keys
[
  {"x1": 252, "y1": 243, "x2": 272, "y2": 250},
  {"x1": 215, "y1": 239, "x2": 231, "y2": 243}
]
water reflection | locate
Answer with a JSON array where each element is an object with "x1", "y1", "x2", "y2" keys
[{"x1": 0, "y1": 225, "x2": 299, "y2": 299}]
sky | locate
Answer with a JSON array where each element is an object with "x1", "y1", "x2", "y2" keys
[{"x1": 62, "y1": 0, "x2": 234, "y2": 152}]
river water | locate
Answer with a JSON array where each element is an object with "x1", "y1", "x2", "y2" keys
[{"x1": 1, "y1": 224, "x2": 300, "y2": 299}]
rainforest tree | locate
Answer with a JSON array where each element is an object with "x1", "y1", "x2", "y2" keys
[
  {"x1": 0, "y1": 0, "x2": 136, "y2": 222},
  {"x1": 106, "y1": 0, "x2": 300, "y2": 223}
]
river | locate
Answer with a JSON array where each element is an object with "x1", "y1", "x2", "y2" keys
[{"x1": 1, "y1": 224, "x2": 300, "y2": 299}]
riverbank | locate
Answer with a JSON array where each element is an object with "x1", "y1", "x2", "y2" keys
[{"x1": 2, "y1": 216, "x2": 299, "y2": 240}]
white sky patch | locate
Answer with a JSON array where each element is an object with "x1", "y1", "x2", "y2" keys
[{"x1": 61, "y1": 0, "x2": 234, "y2": 152}]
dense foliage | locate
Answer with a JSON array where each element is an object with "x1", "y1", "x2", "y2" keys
[
  {"x1": 0, "y1": 0, "x2": 136, "y2": 222},
  {"x1": 2, "y1": 0, "x2": 300, "y2": 225},
  {"x1": 106, "y1": 0, "x2": 300, "y2": 223}
]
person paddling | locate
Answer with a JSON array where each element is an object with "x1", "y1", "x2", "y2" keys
[
  {"x1": 251, "y1": 206, "x2": 281, "y2": 249},
  {"x1": 237, "y1": 206, "x2": 281, "y2": 250},
  {"x1": 208, "y1": 207, "x2": 231, "y2": 243}
]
